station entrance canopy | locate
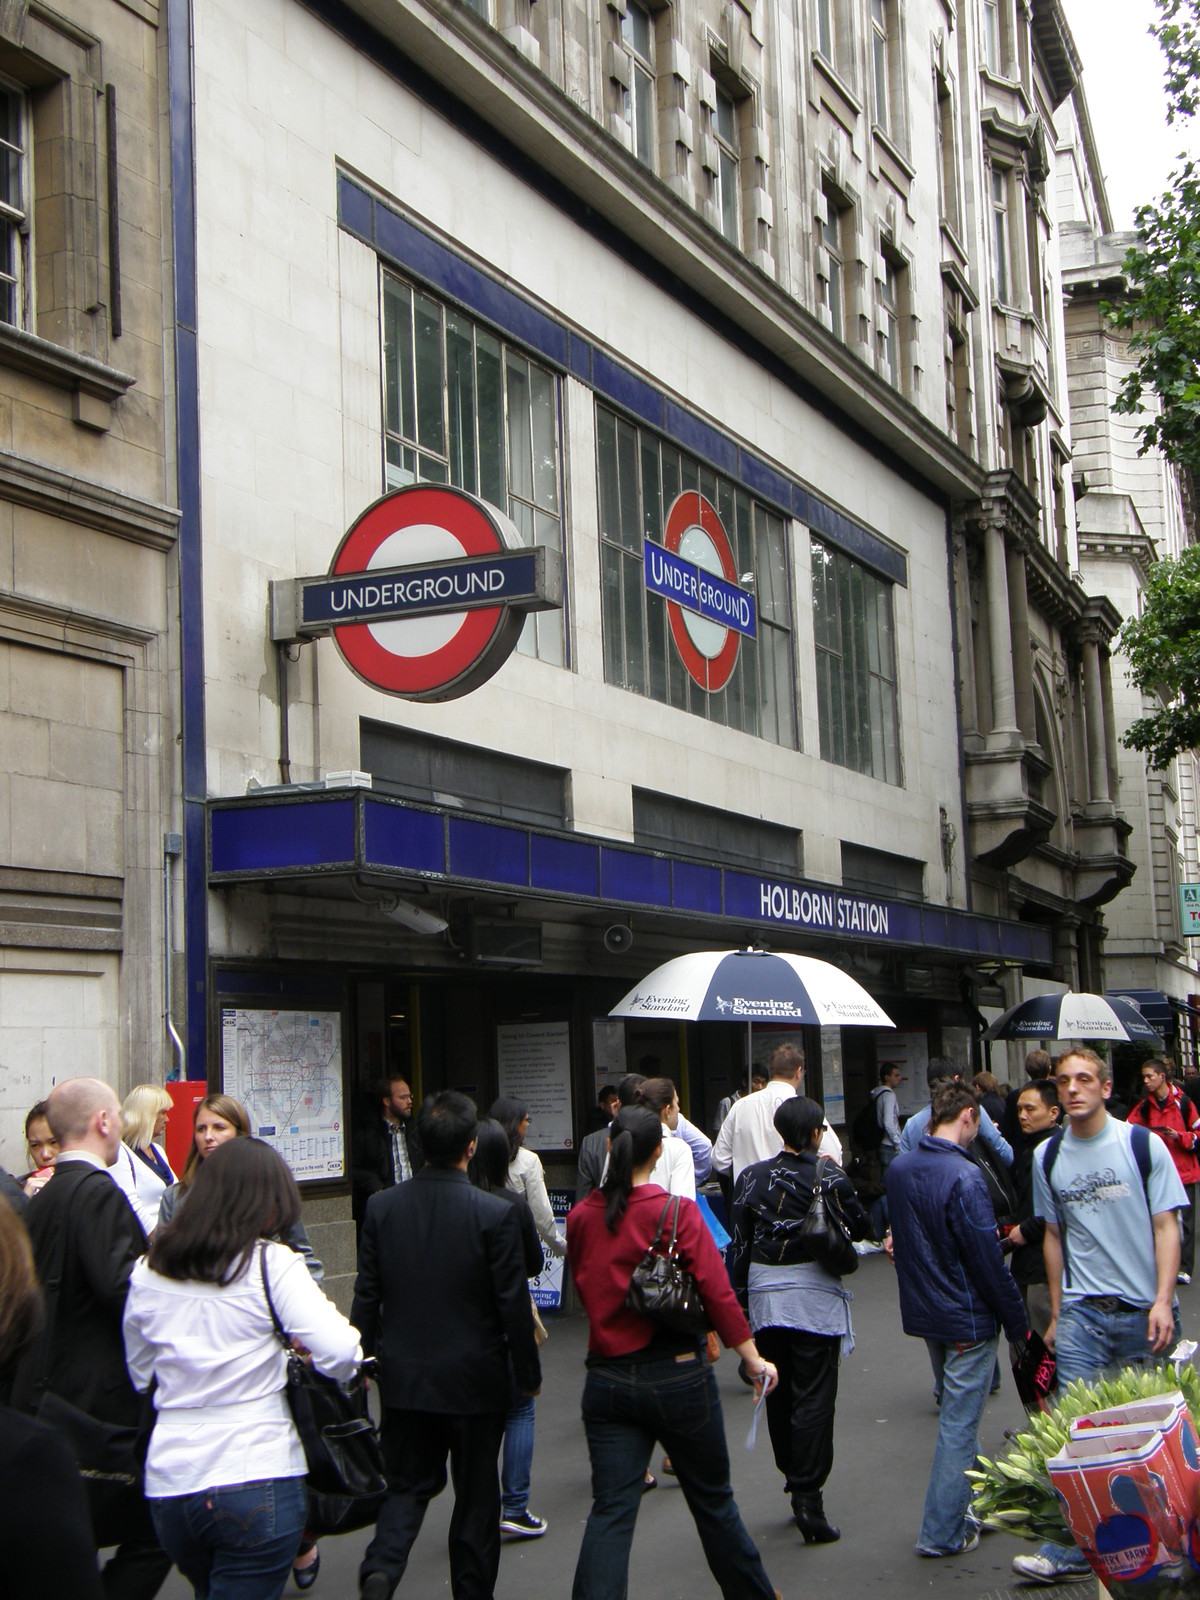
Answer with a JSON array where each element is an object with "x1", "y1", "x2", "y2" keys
[{"x1": 208, "y1": 790, "x2": 1051, "y2": 967}]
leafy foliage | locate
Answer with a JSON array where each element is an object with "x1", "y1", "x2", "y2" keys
[
  {"x1": 1104, "y1": 1, "x2": 1200, "y2": 472},
  {"x1": 1152, "y1": 0, "x2": 1200, "y2": 123},
  {"x1": 968, "y1": 1363, "x2": 1200, "y2": 1544},
  {"x1": 1117, "y1": 544, "x2": 1200, "y2": 768}
]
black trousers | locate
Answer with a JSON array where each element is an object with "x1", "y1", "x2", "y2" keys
[
  {"x1": 361, "y1": 1408, "x2": 506, "y2": 1599},
  {"x1": 755, "y1": 1326, "x2": 840, "y2": 1496},
  {"x1": 99, "y1": 1495, "x2": 173, "y2": 1600}
]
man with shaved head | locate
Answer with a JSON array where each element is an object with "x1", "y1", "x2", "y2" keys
[{"x1": 11, "y1": 1078, "x2": 170, "y2": 1598}]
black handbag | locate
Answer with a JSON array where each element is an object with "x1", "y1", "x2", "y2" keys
[
  {"x1": 798, "y1": 1157, "x2": 859, "y2": 1277},
  {"x1": 260, "y1": 1245, "x2": 387, "y2": 1514},
  {"x1": 625, "y1": 1196, "x2": 709, "y2": 1339}
]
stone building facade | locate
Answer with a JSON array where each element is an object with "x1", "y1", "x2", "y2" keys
[
  {"x1": 1056, "y1": 86, "x2": 1200, "y2": 1062},
  {"x1": 0, "y1": 0, "x2": 177, "y2": 1163}
]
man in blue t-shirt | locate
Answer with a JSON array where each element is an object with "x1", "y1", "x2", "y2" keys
[{"x1": 1011, "y1": 1045, "x2": 1187, "y2": 1588}]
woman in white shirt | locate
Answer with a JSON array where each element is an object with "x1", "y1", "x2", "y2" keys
[
  {"x1": 123, "y1": 1136, "x2": 362, "y2": 1600},
  {"x1": 120, "y1": 1084, "x2": 176, "y2": 1232},
  {"x1": 491, "y1": 1097, "x2": 566, "y2": 1259},
  {"x1": 635, "y1": 1078, "x2": 696, "y2": 1200}
]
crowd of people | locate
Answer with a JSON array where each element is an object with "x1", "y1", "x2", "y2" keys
[{"x1": 0, "y1": 1040, "x2": 1195, "y2": 1599}]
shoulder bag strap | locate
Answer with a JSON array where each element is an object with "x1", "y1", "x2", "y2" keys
[
  {"x1": 1126, "y1": 1123, "x2": 1155, "y2": 1251},
  {"x1": 259, "y1": 1241, "x2": 292, "y2": 1351},
  {"x1": 1040, "y1": 1130, "x2": 1071, "y2": 1290},
  {"x1": 28, "y1": 1167, "x2": 104, "y2": 1407}
]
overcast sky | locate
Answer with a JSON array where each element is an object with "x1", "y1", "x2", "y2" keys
[{"x1": 1062, "y1": 0, "x2": 1200, "y2": 230}]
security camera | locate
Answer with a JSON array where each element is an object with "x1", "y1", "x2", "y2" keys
[
  {"x1": 380, "y1": 897, "x2": 449, "y2": 936},
  {"x1": 603, "y1": 925, "x2": 634, "y2": 955}
]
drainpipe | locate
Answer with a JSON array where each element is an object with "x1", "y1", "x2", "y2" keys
[{"x1": 163, "y1": 832, "x2": 186, "y2": 1079}]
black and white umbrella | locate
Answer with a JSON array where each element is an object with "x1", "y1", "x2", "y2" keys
[
  {"x1": 610, "y1": 948, "x2": 894, "y2": 1029},
  {"x1": 982, "y1": 991, "x2": 1163, "y2": 1045}
]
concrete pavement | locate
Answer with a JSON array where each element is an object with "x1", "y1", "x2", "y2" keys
[{"x1": 159, "y1": 1252, "x2": 1139, "y2": 1599}]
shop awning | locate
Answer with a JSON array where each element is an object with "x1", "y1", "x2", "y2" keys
[
  {"x1": 1105, "y1": 989, "x2": 1200, "y2": 1030},
  {"x1": 208, "y1": 788, "x2": 1053, "y2": 967}
]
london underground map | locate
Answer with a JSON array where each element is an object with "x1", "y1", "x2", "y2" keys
[{"x1": 220, "y1": 1007, "x2": 345, "y2": 1181}]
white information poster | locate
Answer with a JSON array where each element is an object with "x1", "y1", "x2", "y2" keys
[
  {"x1": 496, "y1": 1020, "x2": 574, "y2": 1151},
  {"x1": 591, "y1": 1018, "x2": 627, "y2": 1098},
  {"x1": 879, "y1": 1030, "x2": 931, "y2": 1119},
  {"x1": 221, "y1": 1007, "x2": 345, "y2": 1181},
  {"x1": 819, "y1": 1026, "x2": 845, "y2": 1125}
]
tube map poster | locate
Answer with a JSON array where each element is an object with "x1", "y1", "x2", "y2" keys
[{"x1": 221, "y1": 1007, "x2": 345, "y2": 1181}]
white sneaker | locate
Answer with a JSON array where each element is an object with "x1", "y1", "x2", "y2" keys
[
  {"x1": 1011, "y1": 1552, "x2": 1091, "y2": 1585},
  {"x1": 917, "y1": 1529, "x2": 979, "y2": 1558},
  {"x1": 1178, "y1": 1272, "x2": 1192, "y2": 1285}
]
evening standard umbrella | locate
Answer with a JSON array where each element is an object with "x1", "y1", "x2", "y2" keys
[
  {"x1": 982, "y1": 991, "x2": 1162, "y2": 1045},
  {"x1": 609, "y1": 948, "x2": 895, "y2": 1029}
]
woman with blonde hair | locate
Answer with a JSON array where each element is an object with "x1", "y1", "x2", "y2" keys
[{"x1": 119, "y1": 1083, "x2": 176, "y2": 1231}]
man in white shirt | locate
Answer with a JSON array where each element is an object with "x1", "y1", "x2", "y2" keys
[{"x1": 712, "y1": 1045, "x2": 842, "y2": 1182}]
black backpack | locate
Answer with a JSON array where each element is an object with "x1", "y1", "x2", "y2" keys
[{"x1": 852, "y1": 1090, "x2": 887, "y2": 1152}]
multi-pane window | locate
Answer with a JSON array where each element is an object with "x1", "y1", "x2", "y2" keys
[
  {"x1": 597, "y1": 404, "x2": 795, "y2": 747},
  {"x1": 991, "y1": 167, "x2": 1011, "y2": 304},
  {"x1": 820, "y1": 183, "x2": 848, "y2": 340},
  {"x1": 879, "y1": 255, "x2": 900, "y2": 388},
  {"x1": 816, "y1": 0, "x2": 834, "y2": 62},
  {"x1": 812, "y1": 539, "x2": 901, "y2": 785},
  {"x1": 381, "y1": 272, "x2": 564, "y2": 665},
  {"x1": 935, "y1": 72, "x2": 959, "y2": 234},
  {"x1": 714, "y1": 87, "x2": 740, "y2": 246},
  {"x1": 870, "y1": 0, "x2": 890, "y2": 133},
  {"x1": 982, "y1": 0, "x2": 1001, "y2": 72},
  {"x1": 622, "y1": 1, "x2": 656, "y2": 170},
  {"x1": 0, "y1": 87, "x2": 27, "y2": 328}
]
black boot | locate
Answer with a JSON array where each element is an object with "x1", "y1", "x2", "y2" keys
[{"x1": 791, "y1": 1491, "x2": 840, "y2": 1544}]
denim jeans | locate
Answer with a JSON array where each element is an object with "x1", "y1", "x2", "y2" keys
[
  {"x1": 501, "y1": 1388, "x2": 536, "y2": 1516},
  {"x1": 870, "y1": 1145, "x2": 898, "y2": 1240},
  {"x1": 1036, "y1": 1297, "x2": 1184, "y2": 1575},
  {"x1": 149, "y1": 1476, "x2": 308, "y2": 1600},
  {"x1": 917, "y1": 1336, "x2": 997, "y2": 1554},
  {"x1": 571, "y1": 1353, "x2": 775, "y2": 1600}
]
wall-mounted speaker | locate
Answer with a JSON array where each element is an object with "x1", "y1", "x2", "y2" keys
[{"x1": 603, "y1": 924, "x2": 634, "y2": 955}]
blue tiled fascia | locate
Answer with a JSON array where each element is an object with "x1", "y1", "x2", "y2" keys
[
  {"x1": 531, "y1": 833, "x2": 600, "y2": 898},
  {"x1": 672, "y1": 859, "x2": 722, "y2": 915},
  {"x1": 600, "y1": 848, "x2": 672, "y2": 907},
  {"x1": 363, "y1": 800, "x2": 446, "y2": 875},
  {"x1": 448, "y1": 816, "x2": 529, "y2": 886}
]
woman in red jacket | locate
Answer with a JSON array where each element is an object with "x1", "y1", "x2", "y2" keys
[
  {"x1": 1128, "y1": 1057, "x2": 1200, "y2": 1282},
  {"x1": 566, "y1": 1106, "x2": 780, "y2": 1600}
]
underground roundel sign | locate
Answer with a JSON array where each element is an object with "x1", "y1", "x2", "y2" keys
[
  {"x1": 281, "y1": 485, "x2": 562, "y2": 702},
  {"x1": 644, "y1": 492, "x2": 757, "y2": 693}
]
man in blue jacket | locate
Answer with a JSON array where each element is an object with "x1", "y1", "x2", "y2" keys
[{"x1": 888, "y1": 1081, "x2": 1029, "y2": 1559}]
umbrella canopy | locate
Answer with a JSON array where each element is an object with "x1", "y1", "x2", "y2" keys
[
  {"x1": 609, "y1": 949, "x2": 894, "y2": 1029},
  {"x1": 982, "y1": 991, "x2": 1163, "y2": 1045}
]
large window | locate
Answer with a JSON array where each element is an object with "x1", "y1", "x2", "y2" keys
[
  {"x1": 812, "y1": 539, "x2": 901, "y2": 784},
  {"x1": 0, "y1": 85, "x2": 27, "y2": 328},
  {"x1": 982, "y1": 0, "x2": 1001, "y2": 73},
  {"x1": 621, "y1": 0, "x2": 656, "y2": 170},
  {"x1": 597, "y1": 405, "x2": 795, "y2": 747},
  {"x1": 878, "y1": 252, "x2": 901, "y2": 389},
  {"x1": 934, "y1": 69, "x2": 960, "y2": 235},
  {"x1": 870, "y1": 0, "x2": 891, "y2": 132},
  {"x1": 820, "y1": 183, "x2": 849, "y2": 341},
  {"x1": 991, "y1": 167, "x2": 1011, "y2": 304},
  {"x1": 382, "y1": 272, "x2": 564, "y2": 664},
  {"x1": 714, "y1": 87, "x2": 740, "y2": 246}
]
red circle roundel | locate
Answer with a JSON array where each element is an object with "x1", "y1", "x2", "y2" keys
[
  {"x1": 329, "y1": 485, "x2": 525, "y2": 702},
  {"x1": 663, "y1": 491, "x2": 740, "y2": 693}
]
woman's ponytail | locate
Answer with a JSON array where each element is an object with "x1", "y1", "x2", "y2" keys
[{"x1": 601, "y1": 1106, "x2": 662, "y2": 1233}]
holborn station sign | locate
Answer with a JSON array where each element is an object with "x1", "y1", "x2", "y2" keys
[{"x1": 271, "y1": 485, "x2": 562, "y2": 701}]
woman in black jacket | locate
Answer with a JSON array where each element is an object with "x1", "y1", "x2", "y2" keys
[
  {"x1": 727, "y1": 1096, "x2": 871, "y2": 1545},
  {"x1": 1001, "y1": 1079, "x2": 1061, "y2": 1339}
]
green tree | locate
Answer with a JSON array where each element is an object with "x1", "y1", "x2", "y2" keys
[
  {"x1": 1117, "y1": 543, "x2": 1200, "y2": 768},
  {"x1": 1105, "y1": 1, "x2": 1200, "y2": 770},
  {"x1": 1105, "y1": 0, "x2": 1200, "y2": 471}
]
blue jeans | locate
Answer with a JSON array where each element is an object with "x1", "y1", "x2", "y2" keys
[
  {"x1": 870, "y1": 1145, "x2": 898, "y2": 1239},
  {"x1": 501, "y1": 1388, "x2": 536, "y2": 1516},
  {"x1": 918, "y1": 1336, "x2": 997, "y2": 1554},
  {"x1": 572, "y1": 1353, "x2": 775, "y2": 1600},
  {"x1": 150, "y1": 1476, "x2": 308, "y2": 1600},
  {"x1": 1036, "y1": 1298, "x2": 1184, "y2": 1574}
]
